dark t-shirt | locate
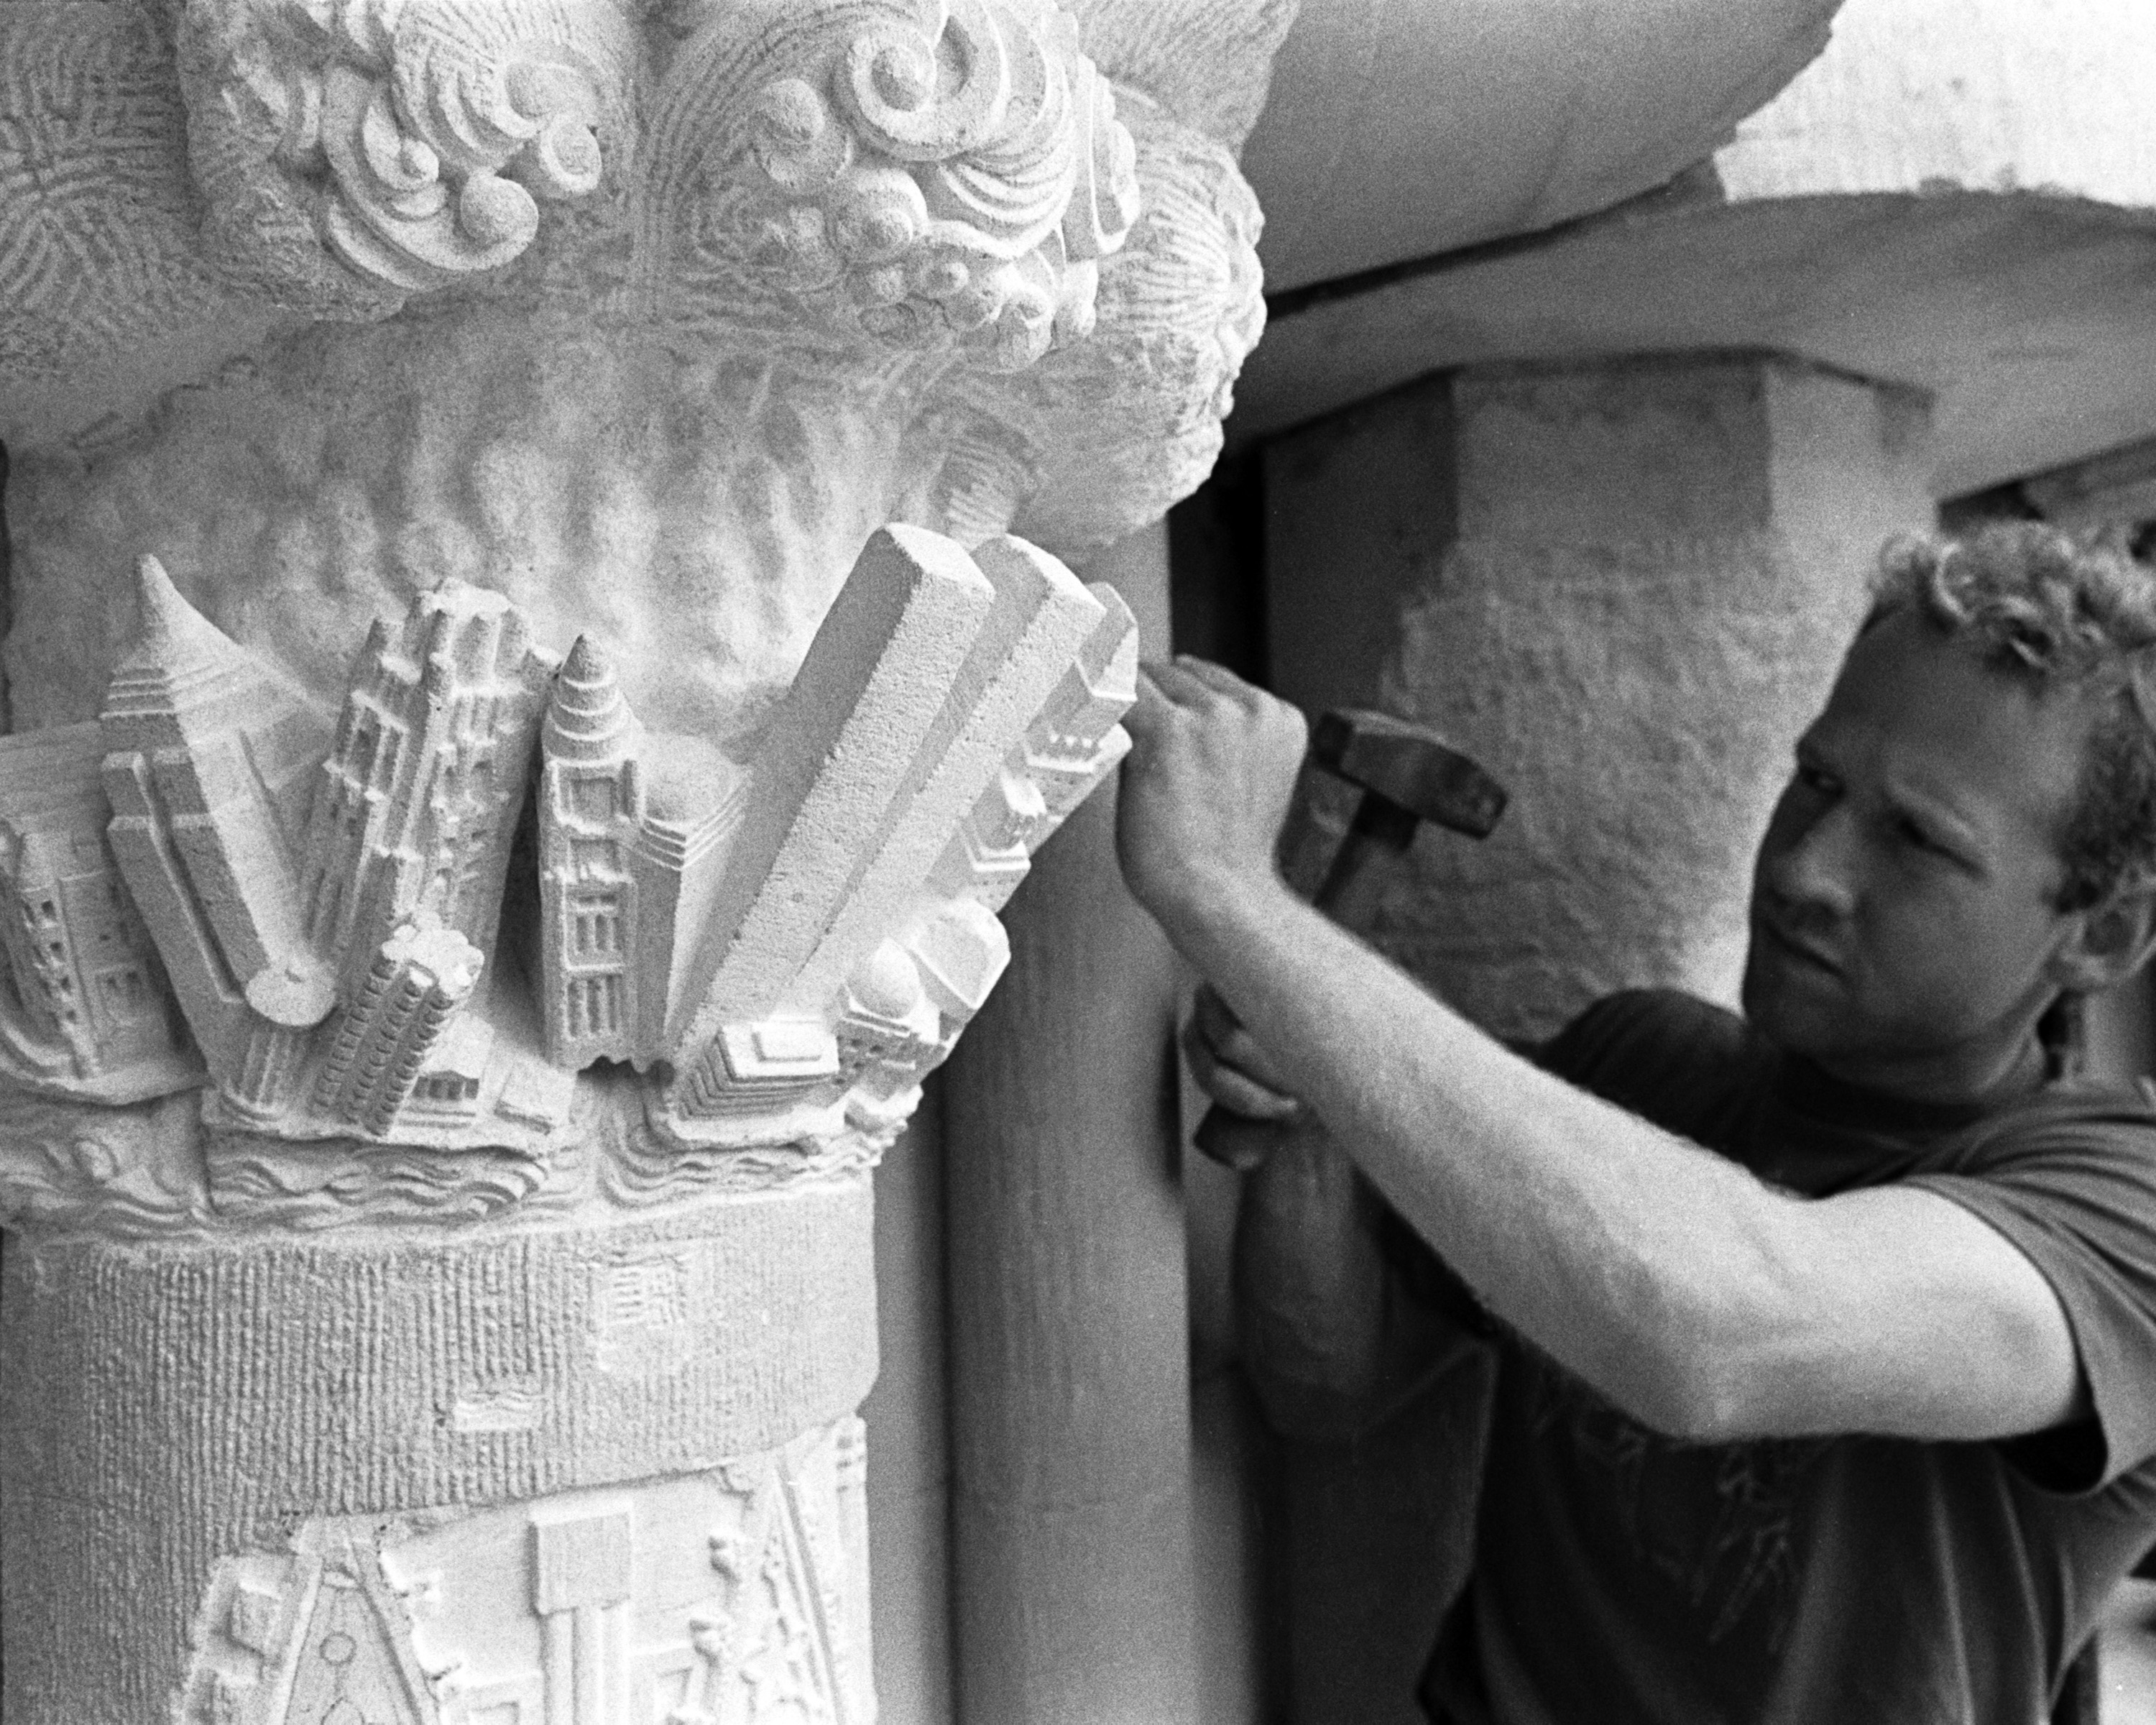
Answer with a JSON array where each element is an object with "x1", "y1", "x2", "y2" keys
[{"x1": 1418, "y1": 989, "x2": 2156, "y2": 1725}]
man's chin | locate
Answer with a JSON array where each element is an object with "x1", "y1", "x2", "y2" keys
[{"x1": 1740, "y1": 953, "x2": 1846, "y2": 1057}]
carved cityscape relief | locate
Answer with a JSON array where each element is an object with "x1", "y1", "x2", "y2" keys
[
  {"x1": 178, "y1": 1417, "x2": 871, "y2": 1725},
  {"x1": 0, "y1": 526, "x2": 1133, "y2": 1167}
]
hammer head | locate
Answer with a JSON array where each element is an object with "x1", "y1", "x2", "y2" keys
[{"x1": 1312, "y1": 708, "x2": 1507, "y2": 840}]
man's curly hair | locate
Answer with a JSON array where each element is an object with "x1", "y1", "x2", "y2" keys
[{"x1": 1867, "y1": 521, "x2": 2156, "y2": 912}]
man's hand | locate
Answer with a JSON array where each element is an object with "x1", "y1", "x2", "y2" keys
[
  {"x1": 1186, "y1": 983, "x2": 1303, "y2": 1123},
  {"x1": 1116, "y1": 656, "x2": 1309, "y2": 952},
  {"x1": 1186, "y1": 981, "x2": 1311, "y2": 1172}
]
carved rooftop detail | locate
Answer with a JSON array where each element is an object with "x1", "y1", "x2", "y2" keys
[{"x1": 0, "y1": 528, "x2": 1133, "y2": 1166}]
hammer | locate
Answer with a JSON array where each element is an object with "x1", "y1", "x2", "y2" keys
[{"x1": 1192, "y1": 707, "x2": 1508, "y2": 1168}]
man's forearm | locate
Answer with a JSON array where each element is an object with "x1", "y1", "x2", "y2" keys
[{"x1": 1176, "y1": 870, "x2": 1790, "y2": 1437}]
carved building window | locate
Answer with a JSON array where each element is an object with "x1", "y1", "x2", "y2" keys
[
  {"x1": 570, "y1": 837, "x2": 621, "y2": 880},
  {"x1": 571, "y1": 898, "x2": 620, "y2": 957},
  {"x1": 571, "y1": 777, "x2": 618, "y2": 823},
  {"x1": 417, "y1": 1070, "x2": 482, "y2": 1104},
  {"x1": 569, "y1": 974, "x2": 622, "y2": 1038},
  {"x1": 96, "y1": 968, "x2": 149, "y2": 1019}
]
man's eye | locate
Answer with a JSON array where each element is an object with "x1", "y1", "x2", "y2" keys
[
  {"x1": 1897, "y1": 818, "x2": 1949, "y2": 857},
  {"x1": 1794, "y1": 762, "x2": 1838, "y2": 795}
]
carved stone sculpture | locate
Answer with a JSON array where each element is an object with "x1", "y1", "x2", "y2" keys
[{"x1": 0, "y1": 0, "x2": 1287, "y2": 1719}]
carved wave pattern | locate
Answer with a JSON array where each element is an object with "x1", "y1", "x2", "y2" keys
[
  {"x1": 0, "y1": 1090, "x2": 215, "y2": 1239},
  {"x1": 205, "y1": 1136, "x2": 550, "y2": 1230},
  {"x1": 0, "y1": 8, "x2": 231, "y2": 380},
  {"x1": 0, "y1": 1072, "x2": 881, "y2": 1239},
  {"x1": 542, "y1": 1069, "x2": 887, "y2": 1216}
]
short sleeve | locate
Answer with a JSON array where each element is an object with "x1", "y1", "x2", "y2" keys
[
  {"x1": 1907, "y1": 1102, "x2": 2156, "y2": 1491},
  {"x1": 1533, "y1": 989, "x2": 1764, "y2": 1144}
]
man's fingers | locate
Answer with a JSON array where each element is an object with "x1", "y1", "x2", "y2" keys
[
  {"x1": 1192, "y1": 983, "x2": 1303, "y2": 1100},
  {"x1": 1183, "y1": 1008, "x2": 1304, "y2": 1121},
  {"x1": 1192, "y1": 982, "x2": 1242, "y2": 1048},
  {"x1": 1138, "y1": 658, "x2": 1216, "y2": 707},
  {"x1": 1172, "y1": 654, "x2": 1263, "y2": 703}
]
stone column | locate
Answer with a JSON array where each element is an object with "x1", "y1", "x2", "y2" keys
[
  {"x1": 1257, "y1": 352, "x2": 1935, "y2": 1719},
  {"x1": 942, "y1": 520, "x2": 1199, "y2": 1725},
  {"x1": 0, "y1": 5, "x2": 1281, "y2": 1721}
]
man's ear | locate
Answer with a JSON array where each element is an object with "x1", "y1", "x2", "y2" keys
[{"x1": 2054, "y1": 880, "x2": 2156, "y2": 993}]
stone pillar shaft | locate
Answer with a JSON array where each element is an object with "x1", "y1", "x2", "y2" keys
[{"x1": 943, "y1": 522, "x2": 1200, "y2": 1725}]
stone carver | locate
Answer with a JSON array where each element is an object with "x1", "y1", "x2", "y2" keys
[{"x1": 1120, "y1": 523, "x2": 2156, "y2": 1721}]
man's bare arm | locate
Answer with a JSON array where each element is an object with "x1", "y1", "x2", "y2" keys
[{"x1": 1120, "y1": 659, "x2": 2087, "y2": 1444}]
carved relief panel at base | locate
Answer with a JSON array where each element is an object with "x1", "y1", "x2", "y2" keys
[{"x1": 179, "y1": 1419, "x2": 872, "y2": 1725}]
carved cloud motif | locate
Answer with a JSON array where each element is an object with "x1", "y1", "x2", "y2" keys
[
  {"x1": 186, "y1": 0, "x2": 629, "y2": 302},
  {"x1": 687, "y1": 0, "x2": 1141, "y2": 372}
]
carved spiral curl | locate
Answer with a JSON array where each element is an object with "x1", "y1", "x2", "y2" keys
[
  {"x1": 744, "y1": 0, "x2": 1138, "y2": 373},
  {"x1": 236, "y1": 0, "x2": 612, "y2": 295}
]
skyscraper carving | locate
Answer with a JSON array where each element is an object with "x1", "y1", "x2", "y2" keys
[
  {"x1": 98, "y1": 556, "x2": 336, "y2": 1102},
  {"x1": 537, "y1": 635, "x2": 746, "y2": 1071},
  {"x1": 300, "y1": 580, "x2": 556, "y2": 993},
  {"x1": 0, "y1": 720, "x2": 198, "y2": 1103}
]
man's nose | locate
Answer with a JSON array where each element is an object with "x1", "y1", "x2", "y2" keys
[{"x1": 1766, "y1": 803, "x2": 1860, "y2": 918}]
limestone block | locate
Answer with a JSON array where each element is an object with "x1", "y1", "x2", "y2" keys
[
  {"x1": 1238, "y1": 0, "x2": 2156, "y2": 501},
  {"x1": 1241, "y1": 0, "x2": 1840, "y2": 289}
]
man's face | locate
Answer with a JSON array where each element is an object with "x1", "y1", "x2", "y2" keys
[{"x1": 1741, "y1": 610, "x2": 2104, "y2": 1103}]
